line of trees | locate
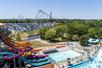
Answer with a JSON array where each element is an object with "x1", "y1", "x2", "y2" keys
[{"x1": 39, "y1": 20, "x2": 102, "y2": 46}]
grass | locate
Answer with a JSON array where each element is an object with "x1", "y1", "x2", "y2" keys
[
  {"x1": 11, "y1": 29, "x2": 54, "y2": 48},
  {"x1": 25, "y1": 29, "x2": 39, "y2": 35},
  {"x1": 31, "y1": 41, "x2": 53, "y2": 48},
  {"x1": 17, "y1": 29, "x2": 39, "y2": 36}
]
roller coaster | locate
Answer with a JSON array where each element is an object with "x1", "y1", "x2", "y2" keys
[{"x1": 0, "y1": 23, "x2": 52, "y2": 68}]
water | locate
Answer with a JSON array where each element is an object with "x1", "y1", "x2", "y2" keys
[
  {"x1": 49, "y1": 50, "x2": 81, "y2": 62},
  {"x1": 71, "y1": 48, "x2": 102, "y2": 68},
  {"x1": 49, "y1": 46, "x2": 102, "y2": 68}
]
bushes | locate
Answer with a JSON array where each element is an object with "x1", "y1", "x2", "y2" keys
[
  {"x1": 39, "y1": 27, "x2": 49, "y2": 39},
  {"x1": 45, "y1": 29, "x2": 56, "y2": 41}
]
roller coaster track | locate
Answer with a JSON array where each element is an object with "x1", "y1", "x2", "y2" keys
[
  {"x1": 35, "y1": 10, "x2": 53, "y2": 23},
  {"x1": 35, "y1": 10, "x2": 64, "y2": 27}
]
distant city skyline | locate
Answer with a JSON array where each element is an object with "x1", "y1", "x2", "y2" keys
[{"x1": 0, "y1": 0, "x2": 102, "y2": 19}]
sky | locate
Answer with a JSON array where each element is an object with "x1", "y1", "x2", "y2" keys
[{"x1": 0, "y1": 0, "x2": 102, "y2": 19}]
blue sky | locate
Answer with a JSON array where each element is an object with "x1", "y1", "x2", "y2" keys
[{"x1": 0, "y1": 0, "x2": 102, "y2": 19}]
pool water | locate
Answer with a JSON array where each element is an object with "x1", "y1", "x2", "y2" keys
[
  {"x1": 71, "y1": 48, "x2": 102, "y2": 68},
  {"x1": 49, "y1": 47, "x2": 102, "y2": 68},
  {"x1": 49, "y1": 50, "x2": 81, "y2": 62}
]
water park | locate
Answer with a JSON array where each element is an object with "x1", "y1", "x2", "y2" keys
[
  {"x1": 0, "y1": 21, "x2": 102, "y2": 68},
  {"x1": 1, "y1": 0, "x2": 102, "y2": 68},
  {"x1": 0, "y1": 11, "x2": 102, "y2": 68}
]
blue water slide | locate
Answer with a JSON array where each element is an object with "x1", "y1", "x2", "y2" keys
[
  {"x1": 30, "y1": 57, "x2": 50, "y2": 63},
  {"x1": 30, "y1": 60, "x2": 52, "y2": 67},
  {"x1": 20, "y1": 57, "x2": 52, "y2": 67}
]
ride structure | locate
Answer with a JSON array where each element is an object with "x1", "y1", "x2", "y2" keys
[{"x1": 0, "y1": 23, "x2": 53, "y2": 68}]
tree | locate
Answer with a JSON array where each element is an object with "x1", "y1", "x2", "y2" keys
[
  {"x1": 80, "y1": 35, "x2": 89, "y2": 46},
  {"x1": 88, "y1": 27, "x2": 96, "y2": 38},
  {"x1": 97, "y1": 28, "x2": 102, "y2": 38},
  {"x1": 45, "y1": 29, "x2": 56, "y2": 41},
  {"x1": 88, "y1": 28, "x2": 101, "y2": 38},
  {"x1": 16, "y1": 33, "x2": 22, "y2": 41},
  {"x1": 39, "y1": 27, "x2": 49, "y2": 39},
  {"x1": 67, "y1": 23, "x2": 88, "y2": 41},
  {"x1": 54, "y1": 25, "x2": 68, "y2": 38}
]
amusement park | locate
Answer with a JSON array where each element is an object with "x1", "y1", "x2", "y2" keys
[
  {"x1": 0, "y1": 10, "x2": 102, "y2": 68},
  {"x1": 1, "y1": 0, "x2": 102, "y2": 68}
]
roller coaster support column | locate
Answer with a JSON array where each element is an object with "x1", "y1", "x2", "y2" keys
[{"x1": 50, "y1": 12, "x2": 53, "y2": 23}]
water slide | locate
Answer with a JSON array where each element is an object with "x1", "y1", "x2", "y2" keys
[
  {"x1": 0, "y1": 30, "x2": 17, "y2": 49},
  {"x1": 21, "y1": 56, "x2": 52, "y2": 67},
  {"x1": 0, "y1": 28, "x2": 29, "y2": 60},
  {"x1": 30, "y1": 57, "x2": 50, "y2": 63},
  {"x1": 27, "y1": 54, "x2": 48, "y2": 59},
  {"x1": 0, "y1": 26, "x2": 52, "y2": 67}
]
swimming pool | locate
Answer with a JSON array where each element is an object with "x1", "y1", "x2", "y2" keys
[
  {"x1": 49, "y1": 50, "x2": 81, "y2": 62},
  {"x1": 49, "y1": 47, "x2": 102, "y2": 68}
]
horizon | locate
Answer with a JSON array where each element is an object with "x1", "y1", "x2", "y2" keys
[
  {"x1": 0, "y1": 0, "x2": 102, "y2": 19},
  {"x1": 1, "y1": 18, "x2": 102, "y2": 20}
]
